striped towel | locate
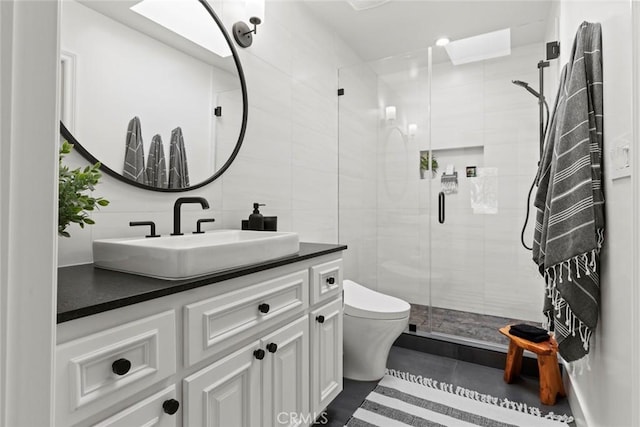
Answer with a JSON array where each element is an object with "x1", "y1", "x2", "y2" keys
[
  {"x1": 123, "y1": 116, "x2": 146, "y2": 184},
  {"x1": 145, "y1": 134, "x2": 167, "y2": 189},
  {"x1": 168, "y1": 127, "x2": 190, "y2": 189},
  {"x1": 532, "y1": 22, "x2": 604, "y2": 363}
]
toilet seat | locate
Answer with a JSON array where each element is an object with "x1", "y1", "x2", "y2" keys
[{"x1": 343, "y1": 279, "x2": 410, "y2": 320}]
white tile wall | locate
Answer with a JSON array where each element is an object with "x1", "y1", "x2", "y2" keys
[
  {"x1": 338, "y1": 61, "x2": 379, "y2": 289},
  {"x1": 58, "y1": 0, "x2": 356, "y2": 266}
]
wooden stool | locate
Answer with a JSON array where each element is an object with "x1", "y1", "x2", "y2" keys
[{"x1": 499, "y1": 326, "x2": 566, "y2": 405}]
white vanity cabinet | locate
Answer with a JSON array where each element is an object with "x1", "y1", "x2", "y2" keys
[
  {"x1": 56, "y1": 251, "x2": 344, "y2": 427},
  {"x1": 310, "y1": 298, "x2": 343, "y2": 416},
  {"x1": 183, "y1": 339, "x2": 262, "y2": 427}
]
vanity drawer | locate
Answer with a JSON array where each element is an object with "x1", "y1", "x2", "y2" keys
[
  {"x1": 93, "y1": 385, "x2": 178, "y2": 427},
  {"x1": 56, "y1": 310, "x2": 177, "y2": 427},
  {"x1": 184, "y1": 270, "x2": 309, "y2": 366},
  {"x1": 310, "y1": 259, "x2": 343, "y2": 305}
]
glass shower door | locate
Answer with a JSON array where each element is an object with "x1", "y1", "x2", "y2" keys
[
  {"x1": 337, "y1": 50, "x2": 431, "y2": 330},
  {"x1": 427, "y1": 41, "x2": 549, "y2": 345}
]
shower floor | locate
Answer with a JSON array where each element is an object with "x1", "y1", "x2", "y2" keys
[{"x1": 409, "y1": 304, "x2": 542, "y2": 346}]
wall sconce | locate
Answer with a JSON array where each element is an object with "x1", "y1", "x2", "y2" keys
[
  {"x1": 233, "y1": 18, "x2": 261, "y2": 47},
  {"x1": 233, "y1": 0, "x2": 265, "y2": 48},
  {"x1": 408, "y1": 123, "x2": 417, "y2": 137},
  {"x1": 385, "y1": 106, "x2": 397, "y2": 122}
]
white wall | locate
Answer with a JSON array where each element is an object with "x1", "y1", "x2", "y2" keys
[
  {"x1": 58, "y1": 0, "x2": 362, "y2": 266},
  {"x1": 557, "y1": 1, "x2": 633, "y2": 426},
  {"x1": 338, "y1": 62, "x2": 379, "y2": 289}
]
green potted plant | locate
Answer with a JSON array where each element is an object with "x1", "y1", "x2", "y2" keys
[
  {"x1": 58, "y1": 140, "x2": 109, "y2": 237},
  {"x1": 420, "y1": 152, "x2": 438, "y2": 179}
]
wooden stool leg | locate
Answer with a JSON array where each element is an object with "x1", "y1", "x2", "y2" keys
[
  {"x1": 504, "y1": 340, "x2": 524, "y2": 383},
  {"x1": 538, "y1": 354, "x2": 565, "y2": 405}
]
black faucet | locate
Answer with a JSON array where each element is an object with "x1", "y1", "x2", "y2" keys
[
  {"x1": 129, "y1": 221, "x2": 161, "y2": 238},
  {"x1": 171, "y1": 197, "x2": 210, "y2": 236}
]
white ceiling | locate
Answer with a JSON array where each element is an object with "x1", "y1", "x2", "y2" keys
[{"x1": 303, "y1": 0, "x2": 553, "y2": 64}]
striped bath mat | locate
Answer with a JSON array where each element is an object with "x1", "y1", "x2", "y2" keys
[{"x1": 346, "y1": 370, "x2": 573, "y2": 427}]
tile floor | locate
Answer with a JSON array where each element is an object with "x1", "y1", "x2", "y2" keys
[
  {"x1": 319, "y1": 346, "x2": 573, "y2": 427},
  {"x1": 410, "y1": 304, "x2": 542, "y2": 345}
]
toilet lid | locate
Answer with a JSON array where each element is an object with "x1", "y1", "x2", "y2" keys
[{"x1": 343, "y1": 280, "x2": 411, "y2": 320}]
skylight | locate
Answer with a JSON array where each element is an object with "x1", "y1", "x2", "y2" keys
[
  {"x1": 130, "y1": 0, "x2": 231, "y2": 58},
  {"x1": 346, "y1": 0, "x2": 392, "y2": 11},
  {"x1": 444, "y1": 28, "x2": 511, "y2": 65}
]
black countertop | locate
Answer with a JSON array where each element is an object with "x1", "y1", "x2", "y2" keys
[{"x1": 57, "y1": 242, "x2": 347, "y2": 324}]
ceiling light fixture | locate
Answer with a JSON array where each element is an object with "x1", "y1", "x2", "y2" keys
[{"x1": 435, "y1": 37, "x2": 450, "y2": 47}]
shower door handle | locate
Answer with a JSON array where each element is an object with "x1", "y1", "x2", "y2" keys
[{"x1": 438, "y1": 192, "x2": 445, "y2": 224}]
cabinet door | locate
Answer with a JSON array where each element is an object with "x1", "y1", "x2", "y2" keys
[
  {"x1": 183, "y1": 341, "x2": 262, "y2": 427},
  {"x1": 56, "y1": 310, "x2": 177, "y2": 427},
  {"x1": 310, "y1": 299, "x2": 343, "y2": 416},
  {"x1": 92, "y1": 386, "x2": 178, "y2": 427},
  {"x1": 310, "y1": 259, "x2": 342, "y2": 306},
  {"x1": 261, "y1": 316, "x2": 309, "y2": 427},
  {"x1": 185, "y1": 270, "x2": 308, "y2": 366}
]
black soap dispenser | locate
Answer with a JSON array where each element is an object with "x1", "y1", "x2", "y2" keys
[{"x1": 248, "y1": 203, "x2": 265, "y2": 231}]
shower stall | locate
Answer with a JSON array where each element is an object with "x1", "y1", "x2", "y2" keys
[{"x1": 338, "y1": 39, "x2": 556, "y2": 347}]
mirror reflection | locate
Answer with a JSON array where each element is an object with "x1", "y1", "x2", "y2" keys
[{"x1": 60, "y1": 0, "x2": 245, "y2": 190}]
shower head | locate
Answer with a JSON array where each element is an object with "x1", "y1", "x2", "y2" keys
[{"x1": 512, "y1": 80, "x2": 542, "y2": 99}]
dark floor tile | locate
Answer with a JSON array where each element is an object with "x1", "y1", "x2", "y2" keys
[
  {"x1": 316, "y1": 379, "x2": 377, "y2": 426},
  {"x1": 323, "y1": 345, "x2": 572, "y2": 426}
]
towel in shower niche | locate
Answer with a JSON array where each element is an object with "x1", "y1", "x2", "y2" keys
[{"x1": 509, "y1": 324, "x2": 550, "y2": 343}]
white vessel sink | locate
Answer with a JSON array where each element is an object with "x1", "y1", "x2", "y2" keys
[{"x1": 93, "y1": 230, "x2": 300, "y2": 279}]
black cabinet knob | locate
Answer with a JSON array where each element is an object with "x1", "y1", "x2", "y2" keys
[
  {"x1": 326, "y1": 277, "x2": 336, "y2": 285},
  {"x1": 316, "y1": 315, "x2": 325, "y2": 324},
  {"x1": 254, "y1": 349, "x2": 266, "y2": 360},
  {"x1": 266, "y1": 343, "x2": 278, "y2": 353},
  {"x1": 258, "y1": 303, "x2": 270, "y2": 314},
  {"x1": 111, "y1": 358, "x2": 132, "y2": 376},
  {"x1": 162, "y1": 399, "x2": 180, "y2": 415}
]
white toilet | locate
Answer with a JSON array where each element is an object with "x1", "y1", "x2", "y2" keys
[{"x1": 343, "y1": 279, "x2": 410, "y2": 381}]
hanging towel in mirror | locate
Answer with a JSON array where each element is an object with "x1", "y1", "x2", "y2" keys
[
  {"x1": 533, "y1": 22, "x2": 604, "y2": 364},
  {"x1": 123, "y1": 116, "x2": 146, "y2": 184},
  {"x1": 145, "y1": 134, "x2": 167, "y2": 189},
  {"x1": 168, "y1": 127, "x2": 190, "y2": 189}
]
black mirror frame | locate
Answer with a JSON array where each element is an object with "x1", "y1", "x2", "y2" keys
[{"x1": 60, "y1": 0, "x2": 248, "y2": 192}]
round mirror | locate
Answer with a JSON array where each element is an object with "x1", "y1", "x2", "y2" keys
[{"x1": 59, "y1": 0, "x2": 247, "y2": 192}]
